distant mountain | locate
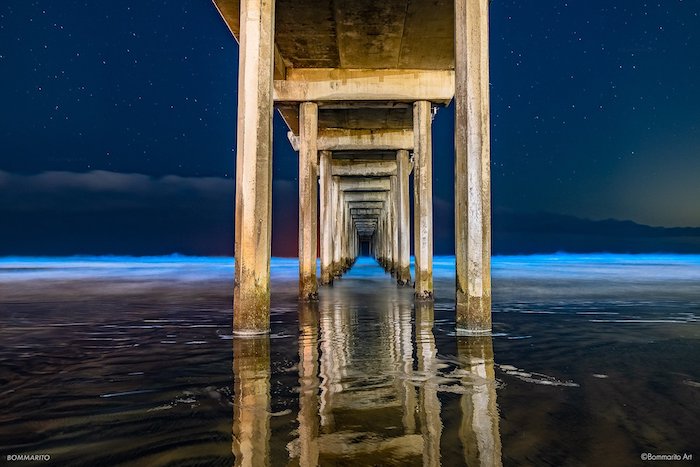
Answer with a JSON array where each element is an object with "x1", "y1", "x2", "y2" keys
[{"x1": 492, "y1": 209, "x2": 700, "y2": 255}]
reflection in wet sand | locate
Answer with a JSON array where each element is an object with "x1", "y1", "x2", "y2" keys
[
  {"x1": 312, "y1": 295, "x2": 424, "y2": 464},
  {"x1": 458, "y1": 335, "x2": 502, "y2": 467},
  {"x1": 281, "y1": 295, "x2": 501, "y2": 465},
  {"x1": 416, "y1": 302, "x2": 443, "y2": 467},
  {"x1": 232, "y1": 337, "x2": 270, "y2": 467},
  {"x1": 295, "y1": 302, "x2": 320, "y2": 466}
]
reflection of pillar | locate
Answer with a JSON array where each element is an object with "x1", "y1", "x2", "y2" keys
[
  {"x1": 415, "y1": 302, "x2": 442, "y2": 467},
  {"x1": 233, "y1": 337, "x2": 271, "y2": 467},
  {"x1": 297, "y1": 302, "x2": 320, "y2": 466},
  {"x1": 454, "y1": 0, "x2": 492, "y2": 333},
  {"x1": 396, "y1": 150, "x2": 412, "y2": 286},
  {"x1": 319, "y1": 301, "x2": 347, "y2": 431},
  {"x1": 233, "y1": 0, "x2": 275, "y2": 334},
  {"x1": 299, "y1": 102, "x2": 319, "y2": 300},
  {"x1": 413, "y1": 101, "x2": 434, "y2": 300},
  {"x1": 457, "y1": 336, "x2": 502, "y2": 466},
  {"x1": 393, "y1": 300, "x2": 416, "y2": 433},
  {"x1": 319, "y1": 151, "x2": 333, "y2": 285}
]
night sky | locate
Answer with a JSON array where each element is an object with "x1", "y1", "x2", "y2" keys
[{"x1": 1, "y1": 1, "x2": 698, "y2": 256}]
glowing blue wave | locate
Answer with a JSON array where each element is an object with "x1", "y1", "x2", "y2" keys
[{"x1": 0, "y1": 254, "x2": 699, "y2": 282}]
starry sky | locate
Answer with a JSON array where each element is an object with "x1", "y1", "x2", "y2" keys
[{"x1": 0, "y1": 0, "x2": 698, "y2": 256}]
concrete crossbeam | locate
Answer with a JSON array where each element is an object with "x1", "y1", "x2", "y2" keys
[
  {"x1": 288, "y1": 129, "x2": 412, "y2": 151},
  {"x1": 346, "y1": 201, "x2": 385, "y2": 210},
  {"x1": 274, "y1": 69, "x2": 455, "y2": 103},
  {"x1": 338, "y1": 177, "x2": 391, "y2": 192},
  {"x1": 320, "y1": 129, "x2": 413, "y2": 151},
  {"x1": 332, "y1": 159, "x2": 398, "y2": 177}
]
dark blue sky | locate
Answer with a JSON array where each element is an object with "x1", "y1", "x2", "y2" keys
[{"x1": 0, "y1": 1, "x2": 698, "y2": 256}]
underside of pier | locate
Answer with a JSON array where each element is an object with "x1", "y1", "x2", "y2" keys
[{"x1": 214, "y1": 0, "x2": 492, "y2": 335}]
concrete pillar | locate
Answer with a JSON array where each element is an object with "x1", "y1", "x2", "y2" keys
[
  {"x1": 390, "y1": 174, "x2": 400, "y2": 277},
  {"x1": 412, "y1": 150, "x2": 421, "y2": 286},
  {"x1": 232, "y1": 337, "x2": 270, "y2": 466},
  {"x1": 233, "y1": 0, "x2": 275, "y2": 334},
  {"x1": 339, "y1": 198, "x2": 347, "y2": 272},
  {"x1": 385, "y1": 196, "x2": 393, "y2": 273},
  {"x1": 458, "y1": 335, "x2": 502, "y2": 466},
  {"x1": 413, "y1": 100, "x2": 434, "y2": 300},
  {"x1": 379, "y1": 215, "x2": 386, "y2": 268},
  {"x1": 319, "y1": 150, "x2": 333, "y2": 285},
  {"x1": 455, "y1": 0, "x2": 492, "y2": 333},
  {"x1": 332, "y1": 177, "x2": 342, "y2": 278},
  {"x1": 298, "y1": 102, "x2": 319, "y2": 301},
  {"x1": 396, "y1": 150, "x2": 412, "y2": 285}
]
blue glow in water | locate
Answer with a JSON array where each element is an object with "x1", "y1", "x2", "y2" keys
[{"x1": 1, "y1": 254, "x2": 699, "y2": 282}]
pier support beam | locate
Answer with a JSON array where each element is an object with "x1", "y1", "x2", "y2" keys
[
  {"x1": 413, "y1": 100, "x2": 434, "y2": 300},
  {"x1": 390, "y1": 174, "x2": 399, "y2": 276},
  {"x1": 298, "y1": 102, "x2": 319, "y2": 300},
  {"x1": 331, "y1": 177, "x2": 341, "y2": 278},
  {"x1": 455, "y1": 0, "x2": 492, "y2": 333},
  {"x1": 233, "y1": 0, "x2": 274, "y2": 334},
  {"x1": 319, "y1": 150, "x2": 333, "y2": 285},
  {"x1": 396, "y1": 150, "x2": 412, "y2": 286}
]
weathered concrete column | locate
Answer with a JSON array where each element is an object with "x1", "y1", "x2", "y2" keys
[
  {"x1": 319, "y1": 150, "x2": 333, "y2": 285},
  {"x1": 232, "y1": 337, "x2": 271, "y2": 466},
  {"x1": 385, "y1": 196, "x2": 394, "y2": 273},
  {"x1": 413, "y1": 100, "x2": 434, "y2": 300},
  {"x1": 332, "y1": 176, "x2": 342, "y2": 278},
  {"x1": 339, "y1": 196, "x2": 348, "y2": 272},
  {"x1": 379, "y1": 215, "x2": 387, "y2": 268},
  {"x1": 396, "y1": 150, "x2": 412, "y2": 285},
  {"x1": 390, "y1": 175, "x2": 399, "y2": 276},
  {"x1": 412, "y1": 150, "x2": 421, "y2": 284},
  {"x1": 455, "y1": 0, "x2": 492, "y2": 333},
  {"x1": 298, "y1": 102, "x2": 319, "y2": 301},
  {"x1": 233, "y1": 0, "x2": 275, "y2": 334}
]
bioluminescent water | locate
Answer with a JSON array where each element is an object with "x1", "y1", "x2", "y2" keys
[{"x1": 0, "y1": 255, "x2": 698, "y2": 465}]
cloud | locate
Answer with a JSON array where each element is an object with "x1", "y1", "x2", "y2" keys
[
  {"x1": 0, "y1": 170, "x2": 234, "y2": 211},
  {"x1": 0, "y1": 170, "x2": 237, "y2": 256},
  {"x1": 0, "y1": 170, "x2": 233, "y2": 195}
]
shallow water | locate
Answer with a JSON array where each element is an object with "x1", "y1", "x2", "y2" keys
[{"x1": 0, "y1": 255, "x2": 698, "y2": 466}]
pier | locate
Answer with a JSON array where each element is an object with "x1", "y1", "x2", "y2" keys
[{"x1": 214, "y1": 0, "x2": 492, "y2": 335}]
